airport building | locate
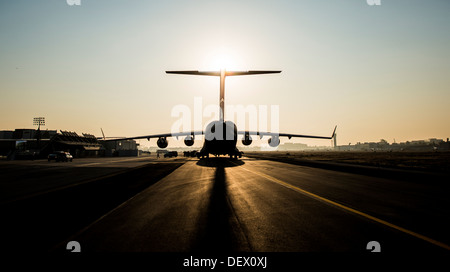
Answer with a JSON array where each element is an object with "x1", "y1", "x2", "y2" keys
[
  {"x1": 39, "y1": 131, "x2": 104, "y2": 158},
  {"x1": 101, "y1": 139, "x2": 140, "y2": 157},
  {"x1": 0, "y1": 128, "x2": 57, "y2": 159},
  {"x1": 0, "y1": 128, "x2": 139, "y2": 160}
]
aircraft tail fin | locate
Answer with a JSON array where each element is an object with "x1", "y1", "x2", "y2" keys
[{"x1": 166, "y1": 69, "x2": 281, "y2": 121}]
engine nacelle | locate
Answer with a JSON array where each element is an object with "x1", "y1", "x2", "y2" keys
[
  {"x1": 157, "y1": 137, "x2": 168, "y2": 148},
  {"x1": 268, "y1": 136, "x2": 280, "y2": 147},
  {"x1": 242, "y1": 133, "x2": 252, "y2": 146},
  {"x1": 184, "y1": 136, "x2": 194, "y2": 146}
]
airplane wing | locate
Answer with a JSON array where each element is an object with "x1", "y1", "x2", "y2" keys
[
  {"x1": 238, "y1": 126, "x2": 337, "y2": 140},
  {"x1": 101, "y1": 126, "x2": 337, "y2": 141},
  {"x1": 100, "y1": 131, "x2": 204, "y2": 142}
]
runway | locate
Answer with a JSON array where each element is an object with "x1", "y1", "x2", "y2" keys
[
  {"x1": 0, "y1": 156, "x2": 171, "y2": 203},
  {"x1": 61, "y1": 156, "x2": 450, "y2": 253}
]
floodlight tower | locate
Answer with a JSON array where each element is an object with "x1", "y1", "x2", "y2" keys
[
  {"x1": 33, "y1": 117, "x2": 45, "y2": 130},
  {"x1": 33, "y1": 117, "x2": 45, "y2": 149}
]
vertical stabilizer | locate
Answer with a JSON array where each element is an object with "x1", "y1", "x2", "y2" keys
[
  {"x1": 220, "y1": 70, "x2": 226, "y2": 121},
  {"x1": 166, "y1": 70, "x2": 281, "y2": 121}
]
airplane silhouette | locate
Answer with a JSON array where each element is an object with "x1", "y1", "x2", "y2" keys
[{"x1": 102, "y1": 70, "x2": 336, "y2": 159}]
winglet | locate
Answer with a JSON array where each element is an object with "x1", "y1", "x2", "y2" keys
[
  {"x1": 101, "y1": 128, "x2": 106, "y2": 141},
  {"x1": 331, "y1": 126, "x2": 337, "y2": 148},
  {"x1": 331, "y1": 125, "x2": 337, "y2": 139}
]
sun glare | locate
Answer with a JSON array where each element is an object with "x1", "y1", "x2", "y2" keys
[
  {"x1": 212, "y1": 54, "x2": 233, "y2": 70},
  {"x1": 203, "y1": 48, "x2": 243, "y2": 71}
]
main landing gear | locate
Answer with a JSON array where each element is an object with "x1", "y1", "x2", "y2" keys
[{"x1": 229, "y1": 151, "x2": 243, "y2": 160}]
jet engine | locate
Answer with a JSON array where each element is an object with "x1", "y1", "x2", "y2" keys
[
  {"x1": 157, "y1": 137, "x2": 168, "y2": 148},
  {"x1": 268, "y1": 136, "x2": 280, "y2": 147},
  {"x1": 184, "y1": 135, "x2": 194, "y2": 146},
  {"x1": 242, "y1": 133, "x2": 252, "y2": 146}
]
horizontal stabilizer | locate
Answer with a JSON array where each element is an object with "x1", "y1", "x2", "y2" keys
[
  {"x1": 166, "y1": 71, "x2": 221, "y2": 76},
  {"x1": 225, "y1": 70, "x2": 281, "y2": 76},
  {"x1": 166, "y1": 70, "x2": 281, "y2": 76}
]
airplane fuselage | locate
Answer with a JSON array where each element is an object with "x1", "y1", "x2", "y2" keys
[{"x1": 198, "y1": 120, "x2": 241, "y2": 159}]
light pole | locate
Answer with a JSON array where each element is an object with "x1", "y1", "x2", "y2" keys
[{"x1": 33, "y1": 117, "x2": 45, "y2": 150}]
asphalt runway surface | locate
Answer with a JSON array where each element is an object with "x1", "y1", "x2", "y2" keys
[
  {"x1": 43, "y1": 156, "x2": 450, "y2": 253},
  {"x1": 0, "y1": 156, "x2": 169, "y2": 203},
  {"x1": 0, "y1": 156, "x2": 185, "y2": 252}
]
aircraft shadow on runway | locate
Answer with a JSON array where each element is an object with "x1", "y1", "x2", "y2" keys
[
  {"x1": 192, "y1": 157, "x2": 249, "y2": 252},
  {"x1": 195, "y1": 157, "x2": 245, "y2": 168}
]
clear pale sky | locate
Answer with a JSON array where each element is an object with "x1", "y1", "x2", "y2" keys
[{"x1": 1, "y1": 0, "x2": 449, "y2": 147}]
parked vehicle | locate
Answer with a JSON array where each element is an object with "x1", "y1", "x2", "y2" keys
[
  {"x1": 48, "y1": 151, "x2": 73, "y2": 162},
  {"x1": 164, "y1": 151, "x2": 178, "y2": 158},
  {"x1": 183, "y1": 150, "x2": 198, "y2": 157}
]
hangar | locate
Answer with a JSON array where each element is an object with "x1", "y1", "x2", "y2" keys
[{"x1": 0, "y1": 128, "x2": 140, "y2": 160}]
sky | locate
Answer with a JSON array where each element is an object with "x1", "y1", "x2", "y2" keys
[{"x1": 1, "y1": 0, "x2": 449, "y2": 148}]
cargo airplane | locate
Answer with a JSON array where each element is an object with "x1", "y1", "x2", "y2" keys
[{"x1": 102, "y1": 70, "x2": 336, "y2": 159}]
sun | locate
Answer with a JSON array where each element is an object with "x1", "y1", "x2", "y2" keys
[
  {"x1": 203, "y1": 48, "x2": 242, "y2": 71},
  {"x1": 211, "y1": 53, "x2": 234, "y2": 70}
]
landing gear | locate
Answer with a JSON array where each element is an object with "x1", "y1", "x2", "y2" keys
[
  {"x1": 197, "y1": 152, "x2": 210, "y2": 159},
  {"x1": 229, "y1": 152, "x2": 242, "y2": 160},
  {"x1": 197, "y1": 150, "x2": 241, "y2": 160}
]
